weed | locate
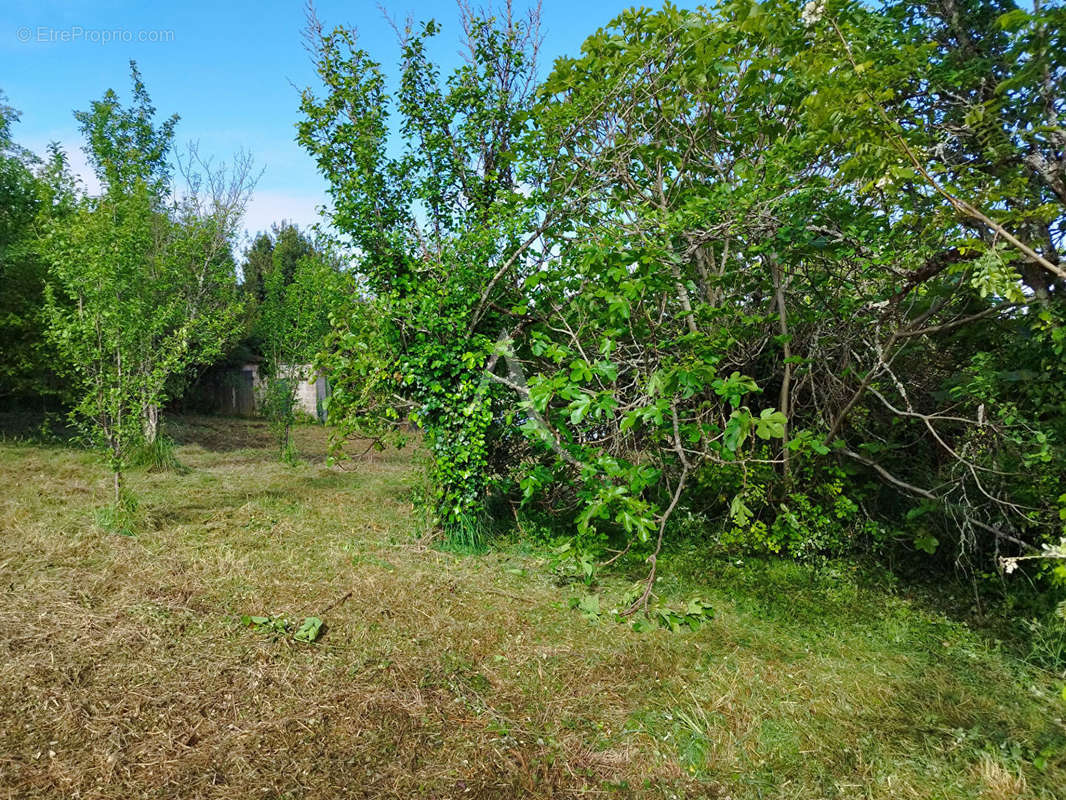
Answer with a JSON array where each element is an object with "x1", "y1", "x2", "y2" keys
[
  {"x1": 293, "y1": 616, "x2": 324, "y2": 642},
  {"x1": 1021, "y1": 614, "x2": 1066, "y2": 675},
  {"x1": 128, "y1": 434, "x2": 187, "y2": 473},
  {"x1": 240, "y1": 614, "x2": 290, "y2": 638},
  {"x1": 439, "y1": 511, "x2": 487, "y2": 553},
  {"x1": 239, "y1": 614, "x2": 325, "y2": 643},
  {"x1": 279, "y1": 438, "x2": 301, "y2": 466},
  {"x1": 93, "y1": 488, "x2": 141, "y2": 536}
]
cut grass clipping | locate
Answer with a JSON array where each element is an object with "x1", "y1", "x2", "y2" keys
[{"x1": 0, "y1": 414, "x2": 1063, "y2": 799}]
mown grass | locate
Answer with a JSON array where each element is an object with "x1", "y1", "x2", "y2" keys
[{"x1": 0, "y1": 415, "x2": 1062, "y2": 799}]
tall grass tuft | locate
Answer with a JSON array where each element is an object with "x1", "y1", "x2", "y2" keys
[
  {"x1": 128, "y1": 435, "x2": 187, "y2": 473},
  {"x1": 94, "y1": 488, "x2": 141, "y2": 536},
  {"x1": 441, "y1": 511, "x2": 487, "y2": 554}
]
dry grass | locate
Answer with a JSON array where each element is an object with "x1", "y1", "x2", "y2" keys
[{"x1": 0, "y1": 415, "x2": 1063, "y2": 799}]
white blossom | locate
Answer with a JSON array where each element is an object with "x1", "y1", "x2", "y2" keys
[
  {"x1": 999, "y1": 557, "x2": 1019, "y2": 574},
  {"x1": 801, "y1": 0, "x2": 827, "y2": 26}
]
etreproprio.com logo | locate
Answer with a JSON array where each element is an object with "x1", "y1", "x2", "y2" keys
[{"x1": 16, "y1": 26, "x2": 175, "y2": 45}]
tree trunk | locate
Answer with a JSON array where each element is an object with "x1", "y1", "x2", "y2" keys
[
  {"x1": 770, "y1": 259, "x2": 792, "y2": 489},
  {"x1": 143, "y1": 404, "x2": 159, "y2": 444}
]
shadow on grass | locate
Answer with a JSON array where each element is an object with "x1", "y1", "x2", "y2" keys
[{"x1": 0, "y1": 411, "x2": 78, "y2": 444}]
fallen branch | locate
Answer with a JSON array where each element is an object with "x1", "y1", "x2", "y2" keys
[
  {"x1": 840, "y1": 448, "x2": 1039, "y2": 553},
  {"x1": 320, "y1": 590, "x2": 353, "y2": 615}
]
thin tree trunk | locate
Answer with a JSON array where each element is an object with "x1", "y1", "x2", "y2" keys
[
  {"x1": 143, "y1": 404, "x2": 159, "y2": 444},
  {"x1": 770, "y1": 259, "x2": 792, "y2": 488},
  {"x1": 671, "y1": 260, "x2": 698, "y2": 335}
]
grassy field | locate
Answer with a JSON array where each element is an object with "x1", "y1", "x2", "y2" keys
[{"x1": 0, "y1": 415, "x2": 1063, "y2": 799}]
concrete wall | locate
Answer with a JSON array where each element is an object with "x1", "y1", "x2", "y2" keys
[
  {"x1": 198, "y1": 363, "x2": 328, "y2": 420},
  {"x1": 276, "y1": 364, "x2": 329, "y2": 421}
]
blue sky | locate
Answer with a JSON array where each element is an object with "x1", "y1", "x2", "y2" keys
[{"x1": 1, "y1": 0, "x2": 645, "y2": 245}]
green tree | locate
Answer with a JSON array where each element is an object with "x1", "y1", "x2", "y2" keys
[
  {"x1": 299, "y1": 4, "x2": 544, "y2": 543},
  {"x1": 746, "y1": 0, "x2": 1066, "y2": 566},
  {"x1": 254, "y1": 228, "x2": 348, "y2": 461},
  {"x1": 502, "y1": 0, "x2": 1066, "y2": 584},
  {"x1": 74, "y1": 63, "x2": 177, "y2": 199},
  {"x1": 302, "y1": 0, "x2": 1065, "y2": 590},
  {"x1": 39, "y1": 65, "x2": 254, "y2": 502},
  {"x1": 0, "y1": 98, "x2": 76, "y2": 407},
  {"x1": 240, "y1": 220, "x2": 316, "y2": 305},
  {"x1": 241, "y1": 231, "x2": 274, "y2": 304}
]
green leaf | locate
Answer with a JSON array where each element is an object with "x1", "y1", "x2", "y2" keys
[
  {"x1": 569, "y1": 359, "x2": 593, "y2": 383},
  {"x1": 914, "y1": 534, "x2": 939, "y2": 555},
  {"x1": 569, "y1": 393, "x2": 592, "y2": 424},
  {"x1": 713, "y1": 372, "x2": 759, "y2": 408},
  {"x1": 729, "y1": 495, "x2": 753, "y2": 527},
  {"x1": 293, "y1": 616, "x2": 324, "y2": 643},
  {"x1": 754, "y1": 408, "x2": 787, "y2": 440},
  {"x1": 569, "y1": 594, "x2": 600, "y2": 620},
  {"x1": 723, "y1": 410, "x2": 752, "y2": 452}
]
